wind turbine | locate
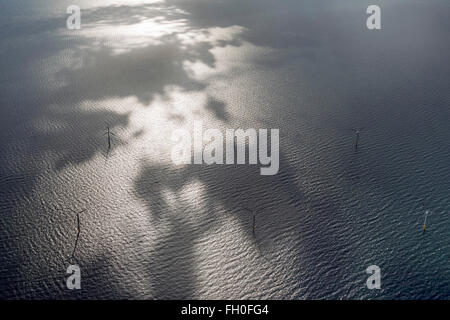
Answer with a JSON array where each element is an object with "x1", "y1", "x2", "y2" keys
[
  {"x1": 422, "y1": 210, "x2": 430, "y2": 233},
  {"x1": 242, "y1": 206, "x2": 256, "y2": 236},
  {"x1": 103, "y1": 123, "x2": 116, "y2": 150},
  {"x1": 103, "y1": 123, "x2": 117, "y2": 160},
  {"x1": 241, "y1": 205, "x2": 273, "y2": 264},
  {"x1": 71, "y1": 209, "x2": 85, "y2": 262},
  {"x1": 350, "y1": 127, "x2": 365, "y2": 149},
  {"x1": 56, "y1": 207, "x2": 86, "y2": 263}
]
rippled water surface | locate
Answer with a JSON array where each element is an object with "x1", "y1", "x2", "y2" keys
[{"x1": 0, "y1": 0, "x2": 449, "y2": 299}]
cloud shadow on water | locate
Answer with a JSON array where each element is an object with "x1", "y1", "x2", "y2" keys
[{"x1": 1, "y1": 0, "x2": 363, "y2": 299}]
